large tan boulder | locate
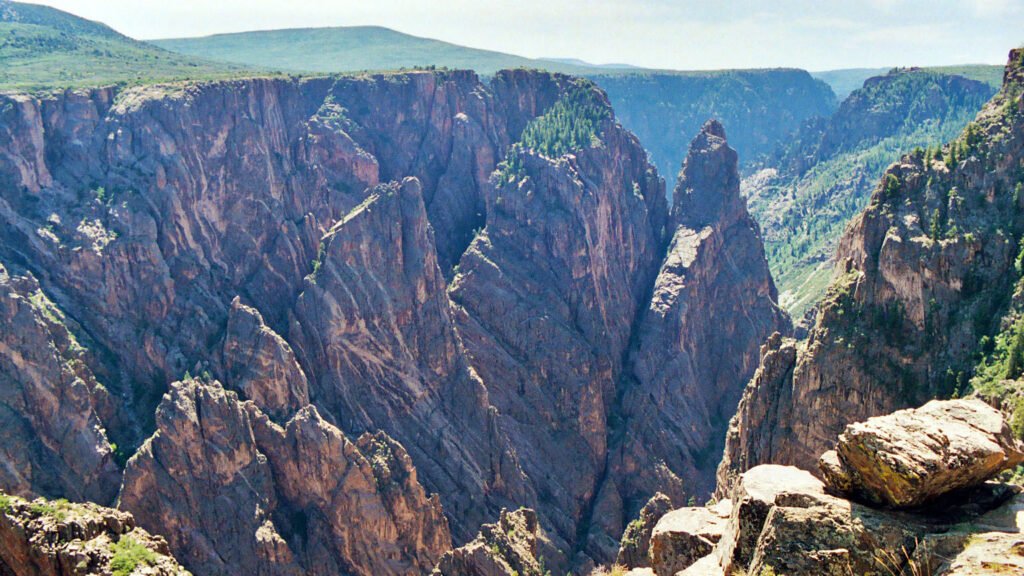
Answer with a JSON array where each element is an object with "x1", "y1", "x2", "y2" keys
[
  {"x1": 819, "y1": 399, "x2": 1024, "y2": 507},
  {"x1": 648, "y1": 500, "x2": 730, "y2": 576},
  {"x1": 716, "y1": 465, "x2": 825, "y2": 572}
]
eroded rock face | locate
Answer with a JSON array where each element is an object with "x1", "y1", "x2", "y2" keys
[
  {"x1": 613, "y1": 120, "x2": 790, "y2": 515},
  {"x1": 0, "y1": 492, "x2": 188, "y2": 576},
  {"x1": 119, "y1": 379, "x2": 451, "y2": 576},
  {"x1": 0, "y1": 264, "x2": 120, "y2": 505},
  {"x1": 221, "y1": 297, "x2": 309, "y2": 422},
  {"x1": 649, "y1": 501, "x2": 730, "y2": 576},
  {"x1": 0, "y1": 66, "x2": 793, "y2": 572},
  {"x1": 719, "y1": 49, "x2": 1024, "y2": 490},
  {"x1": 432, "y1": 508, "x2": 543, "y2": 576},
  {"x1": 615, "y1": 493, "x2": 672, "y2": 569},
  {"x1": 450, "y1": 82, "x2": 669, "y2": 561},
  {"x1": 819, "y1": 399, "x2": 1024, "y2": 507}
]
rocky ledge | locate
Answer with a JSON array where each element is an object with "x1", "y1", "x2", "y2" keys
[
  {"x1": 613, "y1": 399, "x2": 1024, "y2": 576},
  {"x1": 0, "y1": 492, "x2": 189, "y2": 576}
]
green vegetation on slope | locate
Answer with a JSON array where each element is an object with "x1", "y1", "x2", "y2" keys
[
  {"x1": 0, "y1": 0, "x2": 247, "y2": 91},
  {"x1": 153, "y1": 26, "x2": 604, "y2": 77},
  {"x1": 748, "y1": 69, "x2": 996, "y2": 318},
  {"x1": 594, "y1": 70, "x2": 837, "y2": 183},
  {"x1": 110, "y1": 536, "x2": 159, "y2": 576},
  {"x1": 813, "y1": 65, "x2": 1003, "y2": 100},
  {"x1": 520, "y1": 79, "x2": 611, "y2": 157}
]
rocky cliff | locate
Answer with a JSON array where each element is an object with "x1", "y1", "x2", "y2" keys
[
  {"x1": 745, "y1": 69, "x2": 995, "y2": 317},
  {"x1": 0, "y1": 491, "x2": 189, "y2": 576},
  {"x1": 0, "y1": 66, "x2": 789, "y2": 573},
  {"x1": 719, "y1": 49, "x2": 1024, "y2": 493},
  {"x1": 604, "y1": 121, "x2": 788, "y2": 549}
]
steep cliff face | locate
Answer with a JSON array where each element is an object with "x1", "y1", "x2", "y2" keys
[
  {"x1": 449, "y1": 78, "x2": 670, "y2": 563},
  {"x1": 119, "y1": 378, "x2": 451, "y2": 576},
  {"x1": 0, "y1": 65, "x2": 791, "y2": 573},
  {"x1": 289, "y1": 178, "x2": 531, "y2": 539},
  {"x1": 0, "y1": 264, "x2": 120, "y2": 505},
  {"x1": 719, "y1": 49, "x2": 1024, "y2": 492},
  {"x1": 611, "y1": 121, "x2": 789, "y2": 522}
]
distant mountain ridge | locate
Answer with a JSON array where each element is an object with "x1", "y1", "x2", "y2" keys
[
  {"x1": 152, "y1": 25, "x2": 610, "y2": 76},
  {"x1": 0, "y1": 0, "x2": 246, "y2": 90}
]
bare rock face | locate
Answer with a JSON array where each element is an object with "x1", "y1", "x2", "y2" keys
[
  {"x1": 819, "y1": 399, "x2": 1024, "y2": 507},
  {"x1": 432, "y1": 508, "x2": 544, "y2": 576},
  {"x1": 450, "y1": 80, "x2": 669, "y2": 560},
  {"x1": 221, "y1": 297, "x2": 309, "y2": 422},
  {"x1": 649, "y1": 500, "x2": 730, "y2": 576},
  {"x1": 0, "y1": 264, "x2": 120, "y2": 505},
  {"x1": 289, "y1": 177, "x2": 530, "y2": 540},
  {"x1": 0, "y1": 66, "x2": 794, "y2": 572},
  {"x1": 613, "y1": 120, "x2": 790, "y2": 514},
  {"x1": 615, "y1": 493, "x2": 672, "y2": 569},
  {"x1": 0, "y1": 492, "x2": 188, "y2": 576},
  {"x1": 119, "y1": 379, "x2": 451, "y2": 576},
  {"x1": 719, "y1": 49, "x2": 1024, "y2": 489}
]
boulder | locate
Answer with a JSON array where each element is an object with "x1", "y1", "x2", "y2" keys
[
  {"x1": 716, "y1": 465, "x2": 825, "y2": 572},
  {"x1": 649, "y1": 500, "x2": 730, "y2": 576},
  {"x1": 819, "y1": 399, "x2": 1024, "y2": 507},
  {"x1": 939, "y1": 532, "x2": 1024, "y2": 575}
]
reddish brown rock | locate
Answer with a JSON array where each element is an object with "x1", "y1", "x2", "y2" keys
[
  {"x1": 0, "y1": 491, "x2": 188, "y2": 576},
  {"x1": 221, "y1": 296, "x2": 309, "y2": 422},
  {"x1": 0, "y1": 264, "x2": 120, "y2": 506},
  {"x1": 450, "y1": 81, "x2": 669, "y2": 560},
  {"x1": 120, "y1": 378, "x2": 452, "y2": 576},
  {"x1": 719, "y1": 49, "x2": 1024, "y2": 491}
]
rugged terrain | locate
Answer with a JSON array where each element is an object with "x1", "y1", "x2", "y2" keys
[
  {"x1": 0, "y1": 54, "x2": 787, "y2": 572},
  {"x1": 746, "y1": 68, "x2": 996, "y2": 316},
  {"x1": 719, "y1": 48, "x2": 1024, "y2": 493},
  {"x1": 0, "y1": 491, "x2": 189, "y2": 576}
]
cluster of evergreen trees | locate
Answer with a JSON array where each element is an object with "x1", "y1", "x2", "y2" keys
[{"x1": 519, "y1": 81, "x2": 610, "y2": 158}]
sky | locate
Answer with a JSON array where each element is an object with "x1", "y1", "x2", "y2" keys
[{"x1": 24, "y1": 0, "x2": 1024, "y2": 71}]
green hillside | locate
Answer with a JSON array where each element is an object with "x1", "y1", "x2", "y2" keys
[
  {"x1": 0, "y1": 0, "x2": 246, "y2": 91},
  {"x1": 814, "y1": 65, "x2": 1003, "y2": 100},
  {"x1": 153, "y1": 26, "x2": 606, "y2": 76},
  {"x1": 747, "y1": 69, "x2": 997, "y2": 318}
]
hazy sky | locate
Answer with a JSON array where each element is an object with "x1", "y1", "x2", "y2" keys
[{"x1": 26, "y1": 0, "x2": 1024, "y2": 71}]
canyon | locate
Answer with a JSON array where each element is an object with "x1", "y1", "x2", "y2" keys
[{"x1": 0, "y1": 65, "x2": 785, "y2": 573}]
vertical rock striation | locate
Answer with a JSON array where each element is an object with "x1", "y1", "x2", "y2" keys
[
  {"x1": 119, "y1": 378, "x2": 452, "y2": 576},
  {"x1": 610, "y1": 121, "x2": 789, "y2": 526}
]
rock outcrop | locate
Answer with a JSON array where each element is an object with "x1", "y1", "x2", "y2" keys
[
  {"x1": 649, "y1": 397, "x2": 1024, "y2": 576},
  {"x1": 719, "y1": 49, "x2": 1024, "y2": 491},
  {"x1": 611, "y1": 120, "x2": 789, "y2": 520},
  {"x1": 648, "y1": 500, "x2": 730, "y2": 576},
  {"x1": 0, "y1": 264, "x2": 120, "y2": 506},
  {"x1": 0, "y1": 491, "x2": 188, "y2": 576},
  {"x1": 221, "y1": 297, "x2": 310, "y2": 422},
  {"x1": 432, "y1": 508, "x2": 544, "y2": 576},
  {"x1": 119, "y1": 379, "x2": 451, "y2": 576},
  {"x1": 819, "y1": 399, "x2": 1024, "y2": 507},
  {"x1": 615, "y1": 493, "x2": 671, "y2": 569}
]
